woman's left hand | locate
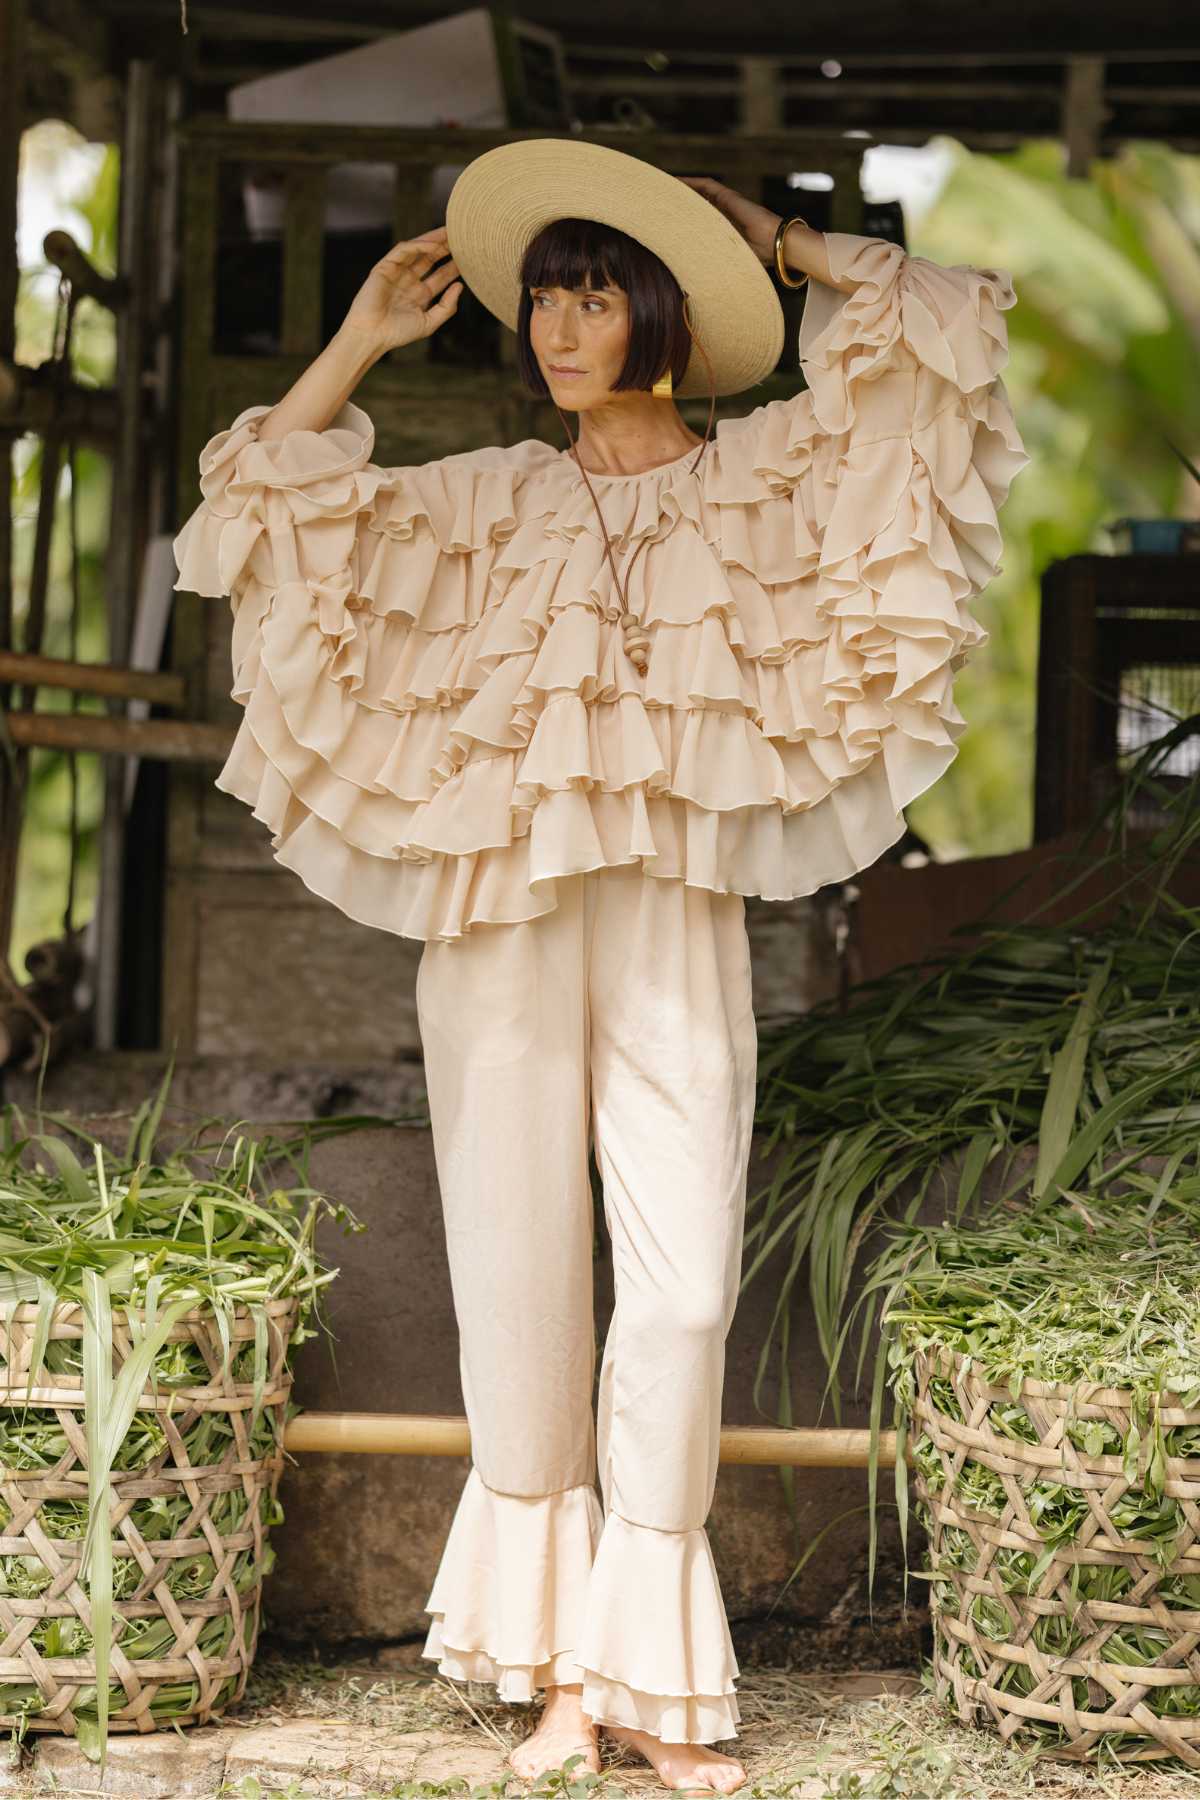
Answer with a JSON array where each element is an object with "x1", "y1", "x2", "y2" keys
[{"x1": 679, "y1": 176, "x2": 781, "y2": 266}]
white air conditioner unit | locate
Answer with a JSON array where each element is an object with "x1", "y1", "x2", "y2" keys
[{"x1": 227, "y1": 6, "x2": 568, "y2": 238}]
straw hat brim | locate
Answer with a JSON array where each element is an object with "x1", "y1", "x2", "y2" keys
[{"x1": 445, "y1": 138, "x2": 785, "y2": 399}]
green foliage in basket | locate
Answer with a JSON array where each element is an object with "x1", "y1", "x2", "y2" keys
[
  {"x1": 0, "y1": 1062, "x2": 364, "y2": 1767},
  {"x1": 742, "y1": 713, "x2": 1200, "y2": 1541},
  {"x1": 875, "y1": 1193, "x2": 1200, "y2": 1754}
]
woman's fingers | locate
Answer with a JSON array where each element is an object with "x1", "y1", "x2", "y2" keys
[
  {"x1": 680, "y1": 175, "x2": 727, "y2": 203},
  {"x1": 681, "y1": 178, "x2": 737, "y2": 224},
  {"x1": 378, "y1": 227, "x2": 450, "y2": 269},
  {"x1": 421, "y1": 255, "x2": 460, "y2": 299},
  {"x1": 420, "y1": 280, "x2": 463, "y2": 335}
]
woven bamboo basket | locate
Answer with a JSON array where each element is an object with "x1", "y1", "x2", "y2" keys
[
  {"x1": 912, "y1": 1341, "x2": 1200, "y2": 1768},
  {"x1": 0, "y1": 1294, "x2": 298, "y2": 1738}
]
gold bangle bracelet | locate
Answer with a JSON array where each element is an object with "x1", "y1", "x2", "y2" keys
[{"x1": 773, "y1": 214, "x2": 811, "y2": 290}]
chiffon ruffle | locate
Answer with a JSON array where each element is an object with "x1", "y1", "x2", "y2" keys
[
  {"x1": 420, "y1": 1469, "x2": 741, "y2": 1743},
  {"x1": 575, "y1": 1510, "x2": 741, "y2": 1742},
  {"x1": 171, "y1": 228, "x2": 1030, "y2": 942},
  {"x1": 421, "y1": 1468, "x2": 604, "y2": 1702}
]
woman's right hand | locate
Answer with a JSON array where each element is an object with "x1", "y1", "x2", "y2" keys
[{"x1": 338, "y1": 226, "x2": 463, "y2": 354}]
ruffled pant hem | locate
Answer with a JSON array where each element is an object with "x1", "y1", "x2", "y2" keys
[
  {"x1": 420, "y1": 1469, "x2": 742, "y2": 1744},
  {"x1": 421, "y1": 1618, "x2": 587, "y2": 1701},
  {"x1": 420, "y1": 1631, "x2": 742, "y2": 1746}
]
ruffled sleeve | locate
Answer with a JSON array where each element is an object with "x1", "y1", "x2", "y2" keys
[
  {"x1": 171, "y1": 400, "x2": 383, "y2": 604},
  {"x1": 171, "y1": 399, "x2": 561, "y2": 941},
  {"x1": 696, "y1": 228, "x2": 1030, "y2": 887}
]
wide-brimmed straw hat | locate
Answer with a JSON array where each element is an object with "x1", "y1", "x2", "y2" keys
[{"x1": 445, "y1": 137, "x2": 785, "y2": 399}]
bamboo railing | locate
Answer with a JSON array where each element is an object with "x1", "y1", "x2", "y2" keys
[{"x1": 282, "y1": 1411, "x2": 904, "y2": 1468}]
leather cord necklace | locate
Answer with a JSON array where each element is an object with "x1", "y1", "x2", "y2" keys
[{"x1": 553, "y1": 301, "x2": 718, "y2": 673}]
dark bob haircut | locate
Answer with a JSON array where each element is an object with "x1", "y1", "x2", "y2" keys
[{"x1": 516, "y1": 217, "x2": 692, "y2": 398}]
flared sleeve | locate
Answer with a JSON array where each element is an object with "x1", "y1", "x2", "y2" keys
[
  {"x1": 171, "y1": 399, "x2": 561, "y2": 942},
  {"x1": 689, "y1": 228, "x2": 1031, "y2": 891}
]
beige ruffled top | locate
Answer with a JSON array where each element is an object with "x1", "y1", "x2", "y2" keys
[{"x1": 172, "y1": 230, "x2": 1029, "y2": 944}]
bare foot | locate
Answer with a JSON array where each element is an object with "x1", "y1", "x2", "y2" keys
[
  {"x1": 508, "y1": 1682, "x2": 602, "y2": 1782},
  {"x1": 602, "y1": 1721, "x2": 746, "y2": 1792}
]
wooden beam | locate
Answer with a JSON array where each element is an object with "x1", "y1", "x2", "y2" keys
[
  {"x1": 0, "y1": 651, "x2": 186, "y2": 706},
  {"x1": 4, "y1": 712, "x2": 231, "y2": 761},
  {"x1": 176, "y1": 118, "x2": 881, "y2": 166},
  {"x1": 282, "y1": 1410, "x2": 905, "y2": 1468},
  {"x1": 0, "y1": 361, "x2": 119, "y2": 439}
]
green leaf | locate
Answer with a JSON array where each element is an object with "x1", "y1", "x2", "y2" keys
[
  {"x1": 31, "y1": 1133, "x2": 92, "y2": 1204},
  {"x1": 1033, "y1": 954, "x2": 1112, "y2": 1201},
  {"x1": 80, "y1": 1268, "x2": 115, "y2": 1768},
  {"x1": 73, "y1": 1715, "x2": 105, "y2": 1765}
]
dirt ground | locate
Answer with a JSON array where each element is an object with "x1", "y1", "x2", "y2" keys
[
  {"x1": 186, "y1": 1646, "x2": 1200, "y2": 1799},
  {"x1": 6, "y1": 1648, "x2": 1200, "y2": 1798}
]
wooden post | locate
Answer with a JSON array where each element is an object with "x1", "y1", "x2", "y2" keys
[
  {"x1": 1035, "y1": 557, "x2": 1099, "y2": 838},
  {"x1": 165, "y1": 147, "x2": 220, "y2": 1059},
  {"x1": 281, "y1": 165, "x2": 327, "y2": 358},
  {"x1": 740, "y1": 58, "x2": 783, "y2": 135},
  {"x1": 94, "y1": 59, "x2": 157, "y2": 1052},
  {"x1": 1062, "y1": 57, "x2": 1107, "y2": 179},
  {"x1": 0, "y1": 0, "x2": 21, "y2": 675},
  {"x1": 0, "y1": 0, "x2": 29, "y2": 968}
]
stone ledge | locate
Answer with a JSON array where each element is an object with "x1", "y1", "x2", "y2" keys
[
  {"x1": 0, "y1": 1723, "x2": 236, "y2": 1796},
  {"x1": 0, "y1": 1671, "x2": 921, "y2": 1799},
  {"x1": 0, "y1": 1719, "x2": 508, "y2": 1798}
]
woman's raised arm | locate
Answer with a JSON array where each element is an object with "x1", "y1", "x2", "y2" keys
[
  {"x1": 255, "y1": 226, "x2": 464, "y2": 440},
  {"x1": 679, "y1": 177, "x2": 860, "y2": 293}
]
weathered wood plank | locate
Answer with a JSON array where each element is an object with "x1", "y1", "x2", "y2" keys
[
  {"x1": 0, "y1": 652, "x2": 186, "y2": 705},
  {"x1": 176, "y1": 119, "x2": 871, "y2": 187},
  {"x1": 4, "y1": 712, "x2": 230, "y2": 759}
]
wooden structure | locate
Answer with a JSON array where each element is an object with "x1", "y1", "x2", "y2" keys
[
  {"x1": 2, "y1": 0, "x2": 1200, "y2": 1061},
  {"x1": 1034, "y1": 554, "x2": 1200, "y2": 839}
]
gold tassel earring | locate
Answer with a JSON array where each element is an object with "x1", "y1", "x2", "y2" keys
[{"x1": 651, "y1": 366, "x2": 673, "y2": 399}]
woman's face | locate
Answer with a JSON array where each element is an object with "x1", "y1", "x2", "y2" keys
[{"x1": 528, "y1": 281, "x2": 632, "y2": 411}]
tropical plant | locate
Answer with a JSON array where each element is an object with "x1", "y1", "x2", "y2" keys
[
  {"x1": 742, "y1": 713, "x2": 1200, "y2": 1577},
  {"x1": 905, "y1": 136, "x2": 1200, "y2": 857},
  {"x1": 1167, "y1": 435, "x2": 1200, "y2": 489}
]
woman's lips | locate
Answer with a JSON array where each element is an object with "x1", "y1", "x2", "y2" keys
[{"x1": 548, "y1": 366, "x2": 586, "y2": 378}]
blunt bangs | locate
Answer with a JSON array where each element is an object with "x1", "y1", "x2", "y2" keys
[{"x1": 516, "y1": 217, "x2": 692, "y2": 398}]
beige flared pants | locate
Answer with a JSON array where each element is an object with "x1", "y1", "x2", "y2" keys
[{"x1": 416, "y1": 864, "x2": 758, "y2": 1743}]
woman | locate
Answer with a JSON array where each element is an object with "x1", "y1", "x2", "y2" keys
[{"x1": 172, "y1": 138, "x2": 1028, "y2": 1793}]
